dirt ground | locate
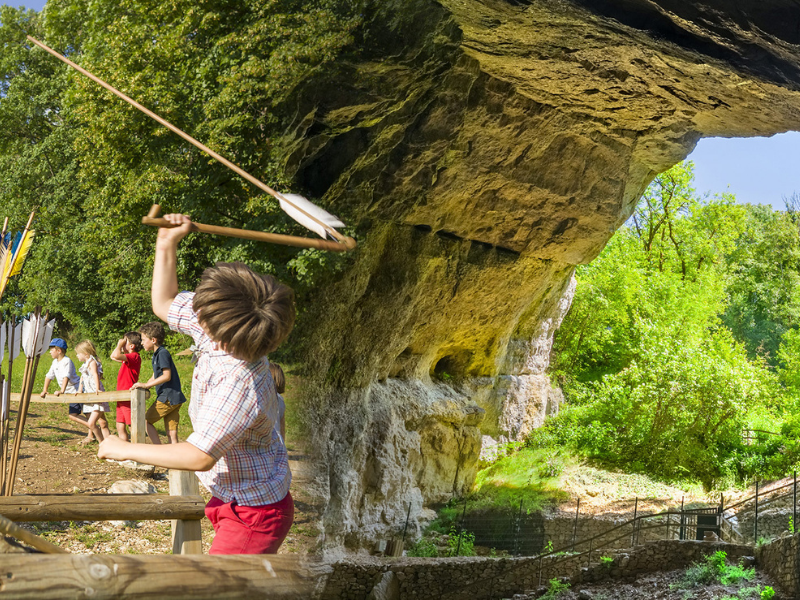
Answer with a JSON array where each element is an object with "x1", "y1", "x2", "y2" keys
[{"x1": 8, "y1": 403, "x2": 323, "y2": 554}]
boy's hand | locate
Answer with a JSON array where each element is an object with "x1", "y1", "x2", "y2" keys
[
  {"x1": 53, "y1": 390, "x2": 61, "y2": 397},
  {"x1": 39, "y1": 391, "x2": 46, "y2": 399},
  {"x1": 98, "y1": 435, "x2": 128, "y2": 461},
  {"x1": 157, "y1": 213, "x2": 193, "y2": 246}
]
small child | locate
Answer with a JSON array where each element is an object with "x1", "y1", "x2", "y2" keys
[
  {"x1": 99, "y1": 213, "x2": 295, "y2": 554},
  {"x1": 75, "y1": 340, "x2": 112, "y2": 445},
  {"x1": 269, "y1": 363, "x2": 287, "y2": 443},
  {"x1": 110, "y1": 332, "x2": 142, "y2": 442},
  {"x1": 39, "y1": 338, "x2": 88, "y2": 437},
  {"x1": 131, "y1": 322, "x2": 185, "y2": 445}
]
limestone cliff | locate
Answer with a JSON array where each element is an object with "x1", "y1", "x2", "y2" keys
[{"x1": 284, "y1": 0, "x2": 800, "y2": 549}]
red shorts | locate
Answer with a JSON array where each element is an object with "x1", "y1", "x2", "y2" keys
[
  {"x1": 205, "y1": 493, "x2": 294, "y2": 555},
  {"x1": 116, "y1": 401, "x2": 131, "y2": 425}
]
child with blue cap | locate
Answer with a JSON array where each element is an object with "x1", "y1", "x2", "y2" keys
[{"x1": 40, "y1": 338, "x2": 97, "y2": 441}]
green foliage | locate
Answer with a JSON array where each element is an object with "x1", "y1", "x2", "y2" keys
[
  {"x1": 0, "y1": 0, "x2": 362, "y2": 347},
  {"x1": 761, "y1": 586, "x2": 776, "y2": 600},
  {"x1": 599, "y1": 555, "x2": 613, "y2": 567},
  {"x1": 674, "y1": 551, "x2": 755, "y2": 590},
  {"x1": 446, "y1": 526, "x2": 475, "y2": 557},
  {"x1": 406, "y1": 537, "x2": 438, "y2": 557},
  {"x1": 548, "y1": 162, "x2": 797, "y2": 488},
  {"x1": 540, "y1": 578, "x2": 570, "y2": 600},
  {"x1": 790, "y1": 516, "x2": 795, "y2": 535}
]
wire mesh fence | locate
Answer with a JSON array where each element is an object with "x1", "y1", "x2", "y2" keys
[{"x1": 403, "y1": 471, "x2": 800, "y2": 564}]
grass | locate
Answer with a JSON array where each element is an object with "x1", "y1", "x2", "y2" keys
[
  {"x1": 2, "y1": 349, "x2": 305, "y2": 446},
  {"x1": 469, "y1": 446, "x2": 570, "y2": 511}
]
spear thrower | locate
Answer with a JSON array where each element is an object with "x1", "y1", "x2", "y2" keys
[{"x1": 26, "y1": 36, "x2": 357, "y2": 253}]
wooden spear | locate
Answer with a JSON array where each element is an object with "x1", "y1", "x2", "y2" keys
[
  {"x1": 0, "y1": 512, "x2": 67, "y2": 554},
  {"x1": 142, "y1": 205, "x2": 353, "y2": 252},
  {"x1": 6, "y1": 309, "x2": 46, "y2": 497},
  {"x1": 1, "y1": 321, "x2": 18, "y2": 496},
  {"x1": 26, "y1": 36, "x2": 357, "y2": 252}
]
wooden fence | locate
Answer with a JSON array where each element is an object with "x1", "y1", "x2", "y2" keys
[{"x1": 8, "y1": 389, "x2": 202, "y2": 554}]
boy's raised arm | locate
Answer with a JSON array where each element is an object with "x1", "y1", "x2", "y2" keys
[
  {"x1": 152, "y1": 214, "x2": 193, "y2": 322},
  {"x1": 110, "y1": 338, "x2": 128, "y2": 363}
]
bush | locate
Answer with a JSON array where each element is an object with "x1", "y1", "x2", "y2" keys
[
  {"x1": 407, "y1": 538, "x2": 438, "y2": 558},
  {"x1": 540, "y1": 578, "x2": 570, "y2": 599},
  {"x1": 447, "y1": 526, "x2": 475, "y2": 557},
  {"x1": 673, "y1": 551, "x2": 754, "y2": 590}
]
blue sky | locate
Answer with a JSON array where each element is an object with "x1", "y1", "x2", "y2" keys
[
  {"x1": 9, "y1": 0, "x2": 44, "y2": 10},
  {"x1": 687, "y1": 132, "x2": 800, "y2": 210},
  {"x1": 5, "y1": 0, "x2": 800, "y2": 210}
]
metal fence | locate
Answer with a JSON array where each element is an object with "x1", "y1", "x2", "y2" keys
[{"x1": 422, "y1": 471, "x2": 800, "y2": 563}]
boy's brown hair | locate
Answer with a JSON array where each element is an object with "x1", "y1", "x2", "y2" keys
[
  {"x1": 124, "y1": 331, "x2": 143, "y2": 352},
  {"x1": 193, "y1": 262, "x2": 295, "y2": 363},
  {"x1": 269, "y1": 363, "x2": 286, "y2": 394},
  {"x1": 139, "y1": 322, "x2": 166, "y2": 345}
]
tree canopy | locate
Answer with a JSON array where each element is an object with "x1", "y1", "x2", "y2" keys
[{"x1": 547, "y1": 162, "x2": 800, "y2": 488}]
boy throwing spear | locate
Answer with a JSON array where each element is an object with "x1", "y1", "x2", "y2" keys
[{"x1": 99, "y1": 213, "x2": 295, "y2": 554}]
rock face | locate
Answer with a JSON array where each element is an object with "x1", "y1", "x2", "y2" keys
[{"x1": 285, "y1": 0, "x2": 800, "y2": 549}]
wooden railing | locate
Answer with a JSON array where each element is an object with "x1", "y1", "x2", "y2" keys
[{"x1": 8, "y1": 389, "x2": 202, "y2": 555}]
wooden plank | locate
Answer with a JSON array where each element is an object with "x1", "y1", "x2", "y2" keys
[
  {"x1": 0, "y1": 494, "x2": 205, "y2": 522},
  {"x1": 0, "y1": 554, "x2": 318, "y2": 599},
  {"x1": 170, "y1": 470, "x2": 203, "y2": 555},
  {"x1": 130, "y1": 388, "x2": 147, "y2": 445},
  {"x1": 14, "y1": 390, "x2": 136, "y2": 403}
]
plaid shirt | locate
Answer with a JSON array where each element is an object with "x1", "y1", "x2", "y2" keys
[{"x1": 168, "y1": 292, "x2": 290, "y2": 506}]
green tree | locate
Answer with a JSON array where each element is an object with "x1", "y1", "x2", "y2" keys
[{"x1": 0, "y1": 0, "x2": 362, "y2": 347}]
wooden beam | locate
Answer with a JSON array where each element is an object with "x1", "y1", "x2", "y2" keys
[
  {"x1": 0, "y1": 553, "x2": 318, "y2": 599},
  {"x1": 0, "y1": 494, "x2": 205, "y2": 522},
  {"x1": 169, "y1": 470, "x2": 203, "y2": 555},
  {"x1": 130, "y1": 389, "x2": 147, "y2": 445},
  {"x1": 13, "y1": 390, "x2": 142, "y2": 403}
]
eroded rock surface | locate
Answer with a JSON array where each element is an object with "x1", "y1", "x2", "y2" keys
[{"x1": 287, "y1": 0, "x2": 800, "y2": 549}]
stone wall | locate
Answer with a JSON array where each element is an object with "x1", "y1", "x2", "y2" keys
[
  {"x1": 756, "y1": 533, "x2": 800, "y2": 595},
  {"x1": 318, "y1": 540, "x2": 754, "y2": 600}
]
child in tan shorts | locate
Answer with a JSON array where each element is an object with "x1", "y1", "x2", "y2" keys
[{"x1": 131, "y1": 322, "x2": 185, "y2": 444}]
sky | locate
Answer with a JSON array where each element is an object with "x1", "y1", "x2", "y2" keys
[
  {"x1": 5, "y1": 0, "x2": 800, "y2": 211},
  {"x1": 687, "y1": 132, "x2": 800, "y2": 210}
]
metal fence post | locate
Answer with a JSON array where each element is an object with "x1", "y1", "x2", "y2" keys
[
  {"x1": 513, "y1": 499, "x2": 523, "y2": 556},
  {"x1": 679, "y1": 496, "x2": 685, "y2": 541},
  {"x1": 572, "y1": 498, "x2": 580, "y2": 552},
  {"x1": 719, "y1": 493, "x2": 724, "y2": 542},
  {"x1": 794, "y1": 471, "x2": 797, "y2": 536},
  {"x1": 455, "y1": 498, "x2": 467, "y2": 556},
  {"x1": 754, "y1": 480, "x2": 759, "y2": 543},
  {"x1": 631, "y1": 498, "x2": 638, "y2": 547}
]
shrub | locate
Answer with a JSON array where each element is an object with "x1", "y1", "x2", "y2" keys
[
  {"x1": 447, "y1": 527, "x2": 475, "y2": 557},
  {"x1": 540, "y1": 578, "x2": 570, "y2": 599},
  {"x1": 407, "y1": 538, "x2": 438, "y2": 558}
]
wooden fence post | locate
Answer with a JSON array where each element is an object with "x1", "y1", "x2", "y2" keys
[
  {"x1": 130, "y1": 388, "x2": 147, "y2": 445},
  {"x1": 170, "y1": 469, "x2": 203, "y2": 555}
]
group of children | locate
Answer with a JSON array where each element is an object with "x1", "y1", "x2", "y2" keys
[
  {"x1": 39, "y1": 323, "x2": 188, "y2": 447},
  {"x1": 36, "y1": 212, "x2": 293, "y2": 554}
]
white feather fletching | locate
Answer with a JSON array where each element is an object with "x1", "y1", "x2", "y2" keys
[
  {"x1": 10, "y1": 323, "x2": 21, "y2": 361},
  {"x1": 278, "y1": 193, "x2": 344, "y2": 240},
  {"x1": 37, "y1": 319, "x2": 55, "y2": 356},
  {"x1": 0, "y1": 322, "x2": 5, "y2": 364},
  {"x1": 21, "y1": 316, "x2": 35, "y2": 358}
]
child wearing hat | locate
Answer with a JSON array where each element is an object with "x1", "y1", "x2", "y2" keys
[{"x1": 39, "y1": 338, "x2": 96, "y2": 441}]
